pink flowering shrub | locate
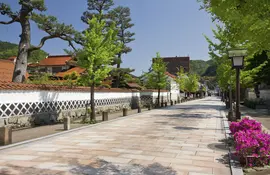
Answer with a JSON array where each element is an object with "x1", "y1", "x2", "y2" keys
[
  {"x1": 229, "y1": 117, "x2": 262, "y2": 135},
  {"x1": 229, "y1": 117, "x2": 270, "y2": 167},
  {"x1": 234, "y1": 130, "x2": 270, "y2": 167}
]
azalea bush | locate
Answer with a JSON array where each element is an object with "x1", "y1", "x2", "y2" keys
[
  {"x1": 229, "y1": 117, "x2": 262, "y2": 135},
  {"x1": 230, "y1": 117, "x2": 270, "y2": 167},
  {"x1": 234, "y1": 130, "x2": 270, "y2": 167}
]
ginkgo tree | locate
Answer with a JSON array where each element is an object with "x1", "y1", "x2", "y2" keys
[
  {"x1": 198, "y1": 0, "x2": 270, "y2": 55},
  {"x1": 146, "y1": 53, "x2": 168, "y2": 107},
  {"x1": 77, "y1": 15, "x2": 121, "y2": 122}
]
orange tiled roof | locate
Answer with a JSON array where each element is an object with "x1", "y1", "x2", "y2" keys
[
  {"x1": 165, "y1": 72, "x2": 176, "y2": 79},
  {"x1": 0, "y1": 59, "x2": 29, "y2": 82},
  {"x1": 38, "y1": 55, "x2": 72, "y2": 66},
  {"x1": 0, "y1": 59, "x2": 15, "y2": 82},
  {"x1": 55, "y1": 67, "x2": 86, "y2": 78},
  {"x1": 127, "y1": 82, "x2": 142, "y2": 89}
]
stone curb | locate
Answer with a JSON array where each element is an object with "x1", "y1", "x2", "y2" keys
[
  {"x1": 0, "y1": 97, "x2": 204, "y2": 151},
  {"x1": 220, "y1": 109, "x2": 244, "y2": 175}
]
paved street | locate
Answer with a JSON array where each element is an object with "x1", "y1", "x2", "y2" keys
[{"x1": 0, "y1": 97, "x2": 230, "y2": 175}]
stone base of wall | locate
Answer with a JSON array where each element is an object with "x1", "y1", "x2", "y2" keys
[{"x1": 0, "y1": 104, "x2": 131, "y2": 129}]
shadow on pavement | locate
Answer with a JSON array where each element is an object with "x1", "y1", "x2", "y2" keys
[
  {"x1": 164, "y1": 104, "x2": 223, "y2": 111},
  {"x1": 68, "y1": 159, "x2": 177, "y2": 175},
  {"x1": 173, "y1": 126, "x2": 223, "y2": 131},
  {"x1": 215, "y1": 154, "x2": 230, "y2": 167},
  {"x1": 0, "y1": 159, "x2": 177, "y2": 175},
  {"x1": 161, "y1": 113, "x2": 214, "y2": 119}
]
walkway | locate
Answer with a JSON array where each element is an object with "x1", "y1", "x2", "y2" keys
[{"x1": 0, "y1": 97, "x2": 230, "y2": 175}]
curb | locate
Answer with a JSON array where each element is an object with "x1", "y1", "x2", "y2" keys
[{"x1": 220, "y1": 109, "x2": 244, "y2": 175}]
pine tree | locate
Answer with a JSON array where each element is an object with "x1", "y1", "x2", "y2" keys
[
  {"x1": 0, "y1": 0, "x2": 78, "y2": 82},
  {"x1": 109, "y1": 6, "x2": 135, "y2": 87},
  {"x1": 81, "y1": 0, "x2": 114, "y2": 24}
]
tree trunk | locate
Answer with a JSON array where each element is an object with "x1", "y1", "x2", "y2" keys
[
  {"x1": 115, "y1": 53, "x2": 121, "y2": 88},
  {"x1": 90, "y1": 84, "x2": 95, "y2": 121},
  {"x1": 12, "y1": 6, "x2": 31, "y2": 83},
  {"x1": 157, "y1": 88, "x2": 160, "y2": 107}
]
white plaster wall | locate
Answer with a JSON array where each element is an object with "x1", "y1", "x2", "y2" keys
[
  {"x1": 247, "y1": 90, "x2": 270, "y2": 101},
  {"x1": 0, "y1": 90, "x2": 133, "y2": 104}
]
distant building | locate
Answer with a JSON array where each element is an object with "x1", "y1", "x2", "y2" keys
[
  {"x1": 153, "y1": 56, "x2": 190, "y2": 75},
  {"x1": 28, "y1": 55, "x2": 72, "y2": 74}
]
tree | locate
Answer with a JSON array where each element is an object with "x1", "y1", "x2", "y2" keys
[
  {"x1": 190, "y1": 60, "x2": 209, "y2": 76},
  {"x1": 81, "y1": 0, "x2": 114, "y2": 24},
  {"x1": 77, "y1": 15, "x2": 121, "y2": 121},
  {"x1": 110, "y1": 68, "x2": 134, "y2": 88},
  {"x1": 109, "y1": 6, "x2": 135, "y2": 87},
  {"x1": 176, "y1": 66, "x2": 187, "y2": 93},
  {"x1": 146, "y1": 53, "x2": 167, "y2": 107},
  {"x1": 0, "y1": 0, "x2": 78, "y2": 82},
  {"x1": 184, "y1": 74, "x2": 199, "y2": 96},
  {"x1": 109, "y1": 6, "x2": 135, "y2": 68},
  {"x1": 198, "y1": 0, "x2": 270, "y2": 55}
]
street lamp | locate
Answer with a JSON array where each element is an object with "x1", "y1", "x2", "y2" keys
[{"x1": 228, "y1": 49, "x2": 247, "y2": 120}]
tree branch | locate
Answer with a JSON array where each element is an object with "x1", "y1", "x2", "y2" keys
[
  {"x1": 28, "y1": 35, "x2": 57, "y2": 52},
  {"x1": 0, "y1": 18, "x2": 16, "y2": 25},
  {"x1": 0, "y1": 3, "x2": 19, "y2": 25},
  {"x1": 28, "y1": 34, "x2": 79, "y2": 53}
]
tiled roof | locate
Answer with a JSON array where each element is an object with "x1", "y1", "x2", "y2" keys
[
  {"x1": 38, "y1": 55, "x2": 72, "y2": 66},
  {"x1": 127, "y1": 82, "x2": 142, "y2": 89},
  {"x1": 0, "y1": 59, "x2": 15, "y2": 82},
  {"x1": 0, "y1": 59, "x2": 29, "y2": 82},
  {"x1": 141, "y1": 89, "x2": 169, "y2": 92},
  {"x1": 165, "y1": 72, "x2": 176, "y2": 79},
  {"x1": 55, "y1": 67, "x2": 86, "y2": 78},
  {"x1": 0, "y1": 81, "x2": 139, "y2": 92}
]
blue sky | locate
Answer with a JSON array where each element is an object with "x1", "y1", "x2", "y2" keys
[{"x1": 0, "y1": 0, "x2": 215, "y2": 75}]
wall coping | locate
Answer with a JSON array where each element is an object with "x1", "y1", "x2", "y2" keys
[
  {"x1": 0, "y1": 82, "x2": 169, "y2": 93},
  {"x1": 141, "y1": 89, "x2": 169, "y2": 92},
  {"x1": 0, "y1": 81, "x2": 140, "y2": 93}
]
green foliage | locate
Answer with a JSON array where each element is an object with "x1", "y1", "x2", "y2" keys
[
  {"x1": 198, "y1": 0, "x2": 270, "y2": 55},
  {"x1": 81, "y1": 0, "x2": 114, "y2": 24},
  {"x1": 27, "y1": 73, "x2": 52, "y2": 85},
  {"x1": 190, "y1": 60, "x2": 209, "y2": 76},
  {"x1": 145, "y1": 52, "x2": 167, "y2": 90},
  {"x1": 77, "y1": 16, "x2": 121, "y2": 86},
  {"x1": 63, "y1": 72, "x2": 79, "y2": 87},
  {"x1": 110, "y1": 68, "x2": 134, "y2": 88},
  {"x1": 199, "y1": 0, "x2": 270, "y2": 88},
  {"x1": 109, "y1": 6, "x2": 135, "y2": 56},
  {"x1": 0, "y1": 41, "x2": 47, "y2": 62},
  {"x1": 175, "y1": 66, "x2": 187, "y2": 91},
  {"x1": 184, "y1": 74, "x2": 199, "y2": 93}
]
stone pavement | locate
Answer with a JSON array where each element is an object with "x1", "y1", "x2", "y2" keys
[{"x1": 0, "y1": 97, "x2": 230, "y2": 175}]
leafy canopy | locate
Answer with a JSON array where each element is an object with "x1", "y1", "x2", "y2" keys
[
  {"x1": 176, "y1": 66, "x2": 187, "y2": 91},
  {"x1": 198, "y1": 0, "x2": 270, "y2": 55},
  {"x1": 184, "y1": 74, "x2": 199, "y2": 93},
  {"x1": 77, "y1": 15, "x2": 121, "y2": 86},
  {"x1": 146, "y1": 53, "x2": 167, "y2": 90}
]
